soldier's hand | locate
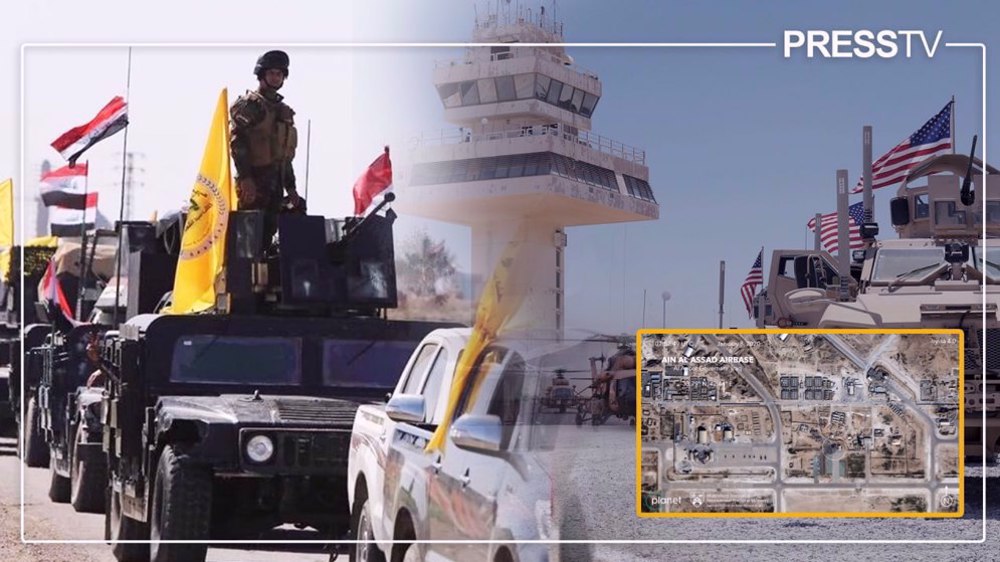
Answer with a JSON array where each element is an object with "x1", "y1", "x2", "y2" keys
[{"x1": 286, "y1": 191, "x2": 305, "y2": 211}]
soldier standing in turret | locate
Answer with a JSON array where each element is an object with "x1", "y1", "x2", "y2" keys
[{"x1": 230, "y1": 50, "x2": 303, "y2": 246}]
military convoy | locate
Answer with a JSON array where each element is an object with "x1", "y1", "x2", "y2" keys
[
  {"x1": 752, "y1": 151, "x2": 1000, "y2": 464},
  {"x1": 93, "y1": 203, "x2": 458, "y2": 561}
]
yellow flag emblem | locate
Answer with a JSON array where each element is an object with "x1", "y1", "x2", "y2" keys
[{"x1": 168, "y1": 89, "x2": 236, "y2": 314}]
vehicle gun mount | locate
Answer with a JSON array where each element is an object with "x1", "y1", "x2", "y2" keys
[{"x1": 221, "y1": 197, "x2": 399, "y2": 317}]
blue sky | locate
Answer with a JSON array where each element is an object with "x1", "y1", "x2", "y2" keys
[{"x1": 3, "y1": 0, "x2": 997, "y2": 334}]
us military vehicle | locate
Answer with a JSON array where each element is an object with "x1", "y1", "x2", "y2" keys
[
  {"x1": 101, "y1": 199, "x2": 458, "y2": 562},
  {"x1": 752, "y1": 148, "x2": 1000, "y2": 463}
]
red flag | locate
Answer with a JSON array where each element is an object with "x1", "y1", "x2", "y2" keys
[
  {"x1": 51, "y1": 96, "x2": 129, "y2": 166},
  {"x1": 352, "y1": 147, "x2": 392, "y2": 215},
  {"x1": 40, "y1": 258, "x2": 75, "y2": 322}
]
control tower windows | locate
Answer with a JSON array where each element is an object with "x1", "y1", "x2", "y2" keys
[
  {"x1": 438, "y1": 83, "x2": 462, "y2": 108},
  {"x1": 571, "y1": 89, "x2": 584, "y2": 113},
  {"x1": 535, "y1": 75, "x2": 551, "y2": 100},
  {"x1": 581, "y1": 93, "x2": 599, "y2": 117},
  {"x1": 514, "y1": 74, "x2": 534, "y2": 98},
  {"x1": 623, "y1": 175, "x2": 656, "y2": 202},
  {"x1": 437, "y1": 73, "x2": 601, "y2": 118},
  {"x1": 545, "y1": 80, "x2": 563, "y2": 105},
  {"x1": 478, "y1": 78, "x2": 498, "y2": 104},
  {"x1": 461, "y1": 81, "x2": 480, "y2": 105},
  {"x1": 496, "y1": 75, "x2": 517, "y2": 101},
  {"x1": 412, "y1": 152, "x2": 632, "y2": 197}
]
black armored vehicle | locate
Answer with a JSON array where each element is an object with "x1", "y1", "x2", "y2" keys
[
  {"x1": 102, "y1": 202, "x2": 458, "y2": 562},
  {"x1": 1, "y1": 239, "x2": 57, "y2": 459}
]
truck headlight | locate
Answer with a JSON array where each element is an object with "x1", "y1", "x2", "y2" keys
[{"x1": 245, "y1": 434, "x2": 274, "y2": 463}]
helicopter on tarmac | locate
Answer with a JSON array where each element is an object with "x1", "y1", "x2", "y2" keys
[{"x1": 575, "y1": 341, "x2": 638, "y2": 427}]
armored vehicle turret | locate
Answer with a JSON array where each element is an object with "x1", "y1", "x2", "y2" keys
[{"x1": 753, "y1": 152, "x2": 1000, "y2": 464}]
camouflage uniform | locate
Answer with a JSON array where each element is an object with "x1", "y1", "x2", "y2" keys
[{"x1": 230, "y1": 53, "x2": 299, "y2": 245}]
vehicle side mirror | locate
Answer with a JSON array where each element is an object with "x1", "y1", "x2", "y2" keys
[
  {"x1": 890, "y1": 197, "x2": 910, "y2": 226},
  {"x1": 450, "y1": 414, "x2": 503, "y2": 452},
  {"x1": 385, "y1": 394, "x2": 425, "y2": 424}
]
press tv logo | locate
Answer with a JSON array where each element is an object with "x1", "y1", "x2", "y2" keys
[{"x1": 783, "y1": 30, "x2": 944, "y2": 58}]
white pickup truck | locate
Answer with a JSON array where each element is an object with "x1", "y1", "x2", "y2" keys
[{"x1": 347, "y1": 327, "x2": 559, "y2": 562}]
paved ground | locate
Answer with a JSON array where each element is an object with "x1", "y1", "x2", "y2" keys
[
  {"x1": 0, "y1": 436, "x2": 334, "y2": 562},
  {"x1": 552, "y1": 419, "x2": 1000, "y2": 562},
  {"x1": 2, "y1": 421, "x2": 998, "y2": 562}
]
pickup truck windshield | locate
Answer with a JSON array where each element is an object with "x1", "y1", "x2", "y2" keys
[
  {"x1": 171, "y1": 336, "x2": 302, "y2": 384},
  {"x1": 322, "y1": 339, "x2": 418, "y2": 388}
]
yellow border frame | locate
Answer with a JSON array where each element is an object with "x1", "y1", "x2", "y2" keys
[{"x1": 634, "y1": 328, "x2": 964, "y2": 519}]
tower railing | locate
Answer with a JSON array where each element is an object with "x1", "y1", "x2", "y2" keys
[
  {"x1": 414, "y1": 123, "x2": 646, "y2": 166},
  {"x1": 434, "y1": 48, "x2": 599, "y2": 80}
]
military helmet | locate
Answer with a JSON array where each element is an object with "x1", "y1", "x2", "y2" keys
[{"x1": 254, "y1": 50, "x2": 290, "y2": 78}]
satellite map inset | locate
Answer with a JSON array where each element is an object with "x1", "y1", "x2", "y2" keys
[{"x1": 638, "y1": 331, "x2": 963, "y2": 517}]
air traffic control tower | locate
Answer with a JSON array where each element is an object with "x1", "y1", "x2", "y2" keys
[{"x1": 397, "y1": 6, "x2": 659, "y2": 335}]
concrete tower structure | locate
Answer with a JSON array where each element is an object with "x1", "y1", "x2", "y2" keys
[{"x1": 398, "y1": 4, "x2": 659, "y2": 335}]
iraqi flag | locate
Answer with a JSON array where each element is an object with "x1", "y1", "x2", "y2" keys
[
  {"x1": 352, "y1": 146, "x2": 393, "y2": 215},
  {"x1": 39, "y1": 258, "x2": 75, "y2": 322},
  {"x1": 49, "y1": 206, "x2": 97, "y2": 237},
  {"x1": 50, "y1": 96, "x2": 129, "y2": 166},
  {"x1": 39, "y1": 163, "x2": 98, "y2": 236},
  {"x1": 39, "y1": 163, "x2": 97, "y2": 208}
]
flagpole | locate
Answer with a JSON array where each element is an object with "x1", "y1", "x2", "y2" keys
[
  {"x1": 950, "y1": 95, "x2": 956, "y2": 155},
  {"x1": 304, "y1": 119, "x2": 312, "y2": 201},
  {"x1": 75, "y1": 161, "x2": 89, "y2": 321},
  {"x1": 113, "y1": 47, "x2": 133, "y2": 326}
]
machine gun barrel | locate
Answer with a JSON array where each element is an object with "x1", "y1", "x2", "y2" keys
[{"x1": 343, "y1": 192, "x2": 396, "y2": 240}]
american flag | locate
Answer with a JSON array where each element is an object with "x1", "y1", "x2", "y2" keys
[
  {"x1": 807, "y1": 202, "x2": 865, "y2": 255},
  {"x1": 741, "y1": 249, "x2": 763, "y2": 319},
  {"x1": 851, "y1": 101, "x2": 953, "y2": 193}
]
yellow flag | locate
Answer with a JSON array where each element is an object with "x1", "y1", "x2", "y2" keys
[
  {"x1": 0, "y1": 178, "x2": 12, "y2": 279},
  {"x1": 167, "y1": 89, "x2": 236, "y2": 314},
  {"x1": 426, "y1": 226, "x2": 532, "y2": 452}
]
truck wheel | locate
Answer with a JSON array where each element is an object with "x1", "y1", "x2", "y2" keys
[
  {"x1": 349, "y1": 495, "x2": 386, "y2": 562},
  {"x1": 110, "y1": 488, "x2": 151, "y2": 562},
  {"x1": 149, "y1": 444, "x2": 212, "y2": 562},
  {"x1": 24, "y1": 397, "x2": 50, "y2": 468},
  {"x1": 48, "y1": 464, "x2": 71, "y2": 503},
  {"x1": 71, "y1": 423, "x2": 107, "y2": 513}
]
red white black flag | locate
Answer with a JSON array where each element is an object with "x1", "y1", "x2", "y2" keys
[
  {"x1": 352, "y1": 146, "x2": 393, "y2": 215},
  {"x1": 50, "y1": 96, "x2": 128, "y2": 166},
  {"x1": 39, "y1": 164, "x2": 98, "y2": 236}
]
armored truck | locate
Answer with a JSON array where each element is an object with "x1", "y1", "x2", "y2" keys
[
  {"x1": 102, "y1": 205, "x2": 458, "y2": 562},
  {"x1": 0, "y1": 238, "x2": 56, "y2": 450},
  {"x1": 752, "y1": 153, "x2": 1000, "y2": 463}
]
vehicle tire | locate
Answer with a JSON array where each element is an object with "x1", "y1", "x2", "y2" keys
[
  {"x1": 71, "y1": 423, "x2": 107, "y2": 513},
  {"x1": 349, "y1": 494, "x2": 386, "y2": 562},
  {"x1": 48, "y1": 464, "x2": 71, "y2": 503},
  {"x1": 24, "y1": 397, "x2": 49, "y2": 468},
  {"x1": 109, "y1": 487, "x2": 151, "y2": 562},
  {"x1": 149, "y1": 444, "x2": 212, "y2": 562}
]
